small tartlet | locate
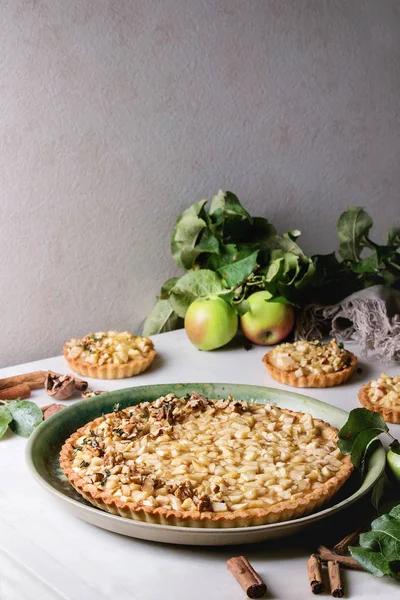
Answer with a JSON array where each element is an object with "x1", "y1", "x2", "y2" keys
[
  {"x1": 63, "y1": 331, "x2": 156, "y2": 379},
  {"x1": 358, "y1": 374, "x2": 400, "y2": 423},
  {"x1": 263, "y1": 339, "x2": 357, "y2": 388}
]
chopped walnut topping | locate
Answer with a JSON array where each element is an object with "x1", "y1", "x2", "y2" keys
[{"x1": 197, "y1": 494, "x2": 212, "y2": 512}]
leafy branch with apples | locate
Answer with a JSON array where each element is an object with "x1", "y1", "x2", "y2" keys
[{"x1": 143, "y1": 190, "x2": 400, "y2": 349}]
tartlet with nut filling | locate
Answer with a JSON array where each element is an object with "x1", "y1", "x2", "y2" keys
[
  {"x1": 63, "y1": 331, "x2": 156, "y2": 379},
  {"x1": 358, "y1": 373, "x2": 400, "y2": 424},
  {"x1": 60, "y1": 393, "x2": 353, "y2": 528},
  {"x1": 263, "y1": 339, "x2": 357, "y2": 388}
]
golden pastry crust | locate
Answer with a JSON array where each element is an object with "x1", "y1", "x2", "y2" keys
[
  {"x1": 60, "y1": 395, "x2": 353, "y2": 528},
  {"x1": 263, "y1": 340, "x2": 357, "y2": 388},
  {"x1": 63, "y1": 331, "x2": 156, "y2": 379},
  {"x1": 63, "y1": 348, "x2": 156, "y2": 379},
  {"x1": 358, "y1": 380, "x2": 400, "y2": 424}
]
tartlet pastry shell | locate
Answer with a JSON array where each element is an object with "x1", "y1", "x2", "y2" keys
[
  {"x1": 60, "y1": 409, "x2": 353, "y2": 528},
  {"x1": 263, "y1": 352, "x2": 357, "y2": 388},
  {"x1": 63, "y1": 347, "x2": 156, "y2": 379},
  {"x1": 358, "y1": 383, "x2": 400, "y2": 424}
]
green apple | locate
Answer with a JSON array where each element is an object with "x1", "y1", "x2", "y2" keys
[
  {"x1": 240, "y1": 291, "x2": 294, "y2": 345},
  {"x1": 184, "y1": 295, "x2": 238, "y2": 350}
]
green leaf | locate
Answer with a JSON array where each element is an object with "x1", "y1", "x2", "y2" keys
[
  {"x1": 217, "y1": 251, "x2": 259, "y2": 287},
  {"x1": 170, "y1": 199, "x2": 208, "y2": 269},
  {"x1": 261, "y1": 257, "x2": 284, "y2": 282},
  {"x1": 142, "y1": 299, "x2": 182, "y2": 335},
  {"x1": 294, "y1": 259, "x2": 317, "y2": 289},
  {"x1": 388, "y1": 226, "x2": 400, "y2": 248},
  {"x1": 159, "y1": 278, "x2": 180, "y2": 299},
  {"x1": 337, "y1": 206, "x2": 373, "y2": 261},
  {"x1": 223, "y1": 216, "x2": 276, "y2": 248},
  {"x1": 349, "y1": 547, "x2": 399, "y2": 580},
  {"x1": 209, "y1": 190, "x2": 252, "y2": 223},
  {"x1": 348, "y1": 428, "x2": 384, "y2": 469},
  {"x1": 8, "y1": 400, "x2": 43, "y2": 438},
  {"x1": 185, "y1": 235, "x2": 220, "y2": 268},
  {"x1": 207, "y1": 244, "x2": 255, "y2": 271},
  {"x1": 338, "y1": 408, "x2": 389, "y2": 470},
  {"x1": 349, "y1": 505, "x2": 400, "y2": 581},
  {"x1": 169, "y1": 270, "x2": 226, "y2": 318},
  {"x1": 371, "y1": 472, "x2": 385, "y2": 512},
  {"x1": 338, "y1": 408, "x2": 388, "y2": 455},
  {"x1": 271, "y1": 233, "x2": 307, "y2": 258},
  {"x1": 351, "y1": 252, "x2": 378, "y2": 274},
  {"x1": 0, "y1": 406, "x2": 12, "y2": 439}
]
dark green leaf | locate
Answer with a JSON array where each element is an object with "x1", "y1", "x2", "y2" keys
[
  {"x1": 260, "y1": 257, "x2": 284, "y2": 282},
  {"x1": 186, "y1": 235, "x2": 220, "y2": 268},
  {"x1": 217, "y1": 251, "x2": 258, "y2": 287},
  {"x1": 209, "y1": 190, "x2": 252, "y2": 223},
  {"x1": 169, "y1": 270, "x2": 226, "y2": 318},
  {"x1": 388, "y1": 227, "x2": 400, "y2": 248},
  {"x1": 350, "y1": 547, "x2": 399, "y2": 580},
  {"x1": 271, "y1": 233, "x2": 307, "y2": 258},
  {"x1": 389, "y1": 505, "x2": 400, "y2": 519},
  {"x1": 222, "y1": 216, "x2": 276, "y2": 248},
  {"x1": 349, "y1": 428, "x2": 385, "y2": 469},
  {"x1": 8, "y1": 400, "x2": 43, "y2": 438},
  {"x1": 207, "y1": 244, "x2": 255, "y2": 271},
  {"x1": 349, "y1": 504, "x2": 400, "y2": 581},
  {"x1": 351, "y1": 252, "x2": 378, "y2": 274},
  {"x1": 390, "y1": 440, "x2": 400, "y2": 455},
  {"x1": 371, "y1": 472, "x2": 385, "y2": 512},
  {"x1": 0, "y1": 406, "x2": 12, "y2": 439},
  {"x1": 294, "y1": 260, "x2": 317, "y2": 289},
  {"x1": 337, "y1": 206, "x2": 373, "y2": 261},
  {"x1": 159, "y1": 278, "x2": 180, "y2": 299},
  {"x1": 170, "y1": 199, "x2": 208, "y2": 269},
  {"x1": 338, "y1": 408, "x2": 388, "y2": 455},
  {"x1": 142, "y1": 299, "x2": 182, "y2": 335}
]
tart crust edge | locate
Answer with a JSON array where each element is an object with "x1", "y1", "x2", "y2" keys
[
  {"x1": 262, "y1": 351, "x2": 357, "y2": 388},
  {"x1": 63, "y1": 347, "x2": 156, "y2": 379},
  {"x1": 358, "y1": 383, "x2": 400, "y2": 424}
]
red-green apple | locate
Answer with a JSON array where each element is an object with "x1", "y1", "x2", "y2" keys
[
  {"x1": 240, "y1": 291, "x2": 294, "y2": 345},
  {"x1": 184, "y1": 295, "x2": 238, "y2": 350}
]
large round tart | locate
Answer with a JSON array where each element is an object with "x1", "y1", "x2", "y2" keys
[{"x1": 60, "y1": 393, "x2": 353, "y2": 528}]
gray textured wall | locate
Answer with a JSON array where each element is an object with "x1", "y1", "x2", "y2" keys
[{"x1": 1, "y1": 0, "x2": 399, "y2": 367}]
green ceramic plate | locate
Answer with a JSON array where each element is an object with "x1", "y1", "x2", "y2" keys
[{"x1": 26, "y1": 383, "x2": 385, "y2": 546}]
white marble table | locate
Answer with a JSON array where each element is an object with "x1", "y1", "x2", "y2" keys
[{"x1": 0, "y1": 329, "x2": 399, "y2": 599}]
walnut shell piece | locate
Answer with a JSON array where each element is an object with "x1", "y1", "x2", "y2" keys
[
  {"x1": 45, "y1": 372, "x2": 76, "y2": 400},
  {"x1": 42, "y1": 403, "x2": 67, "y2": 420}
]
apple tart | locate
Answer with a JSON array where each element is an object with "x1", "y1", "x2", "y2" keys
[
  {"x1": 60, "y1": 393, "x2": 353, "y2": 528},
  {"x1": 358, "y1": 373, "x2": 400, "y2": 423},
  {"x1": 263, "y1": 339, "x2": 357, "y2": 388},
  {"x1": 63, "y1": 331, "x2": 156, "y2": 379}
]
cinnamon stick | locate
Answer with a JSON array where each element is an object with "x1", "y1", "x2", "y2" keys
[
  {"x1": 227, "y1": 556, "x2": 267, "y2": 599},
  {"x1": 307, "y1": 554, "x2": 324, "y2": 594},
  {"x1": 334, "y1": 525, "x2": 365, "y2": 555},
  {"x1": 318, "y1": 546, "x2": 364, "y2": 571},
  {"x1": 328, "y1": 561, "x2": 344, "y2": 598},
  {"x1": 0, "y1": 371, "x2": 46, "y2": 391},
  {"x1": 0, "y1": 384, "x2": 31, "y2": 400},
  {"x1": 0, "y1": 371, "x2": 87, "y2": 392}
]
